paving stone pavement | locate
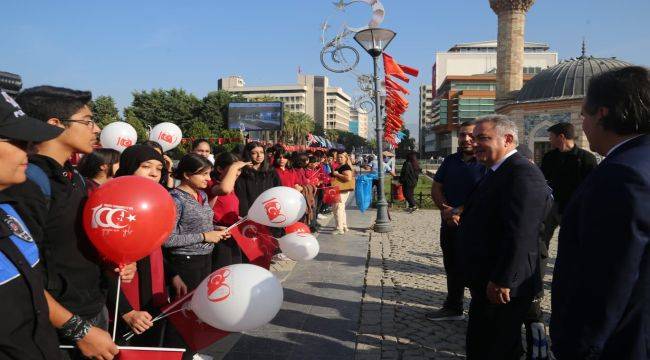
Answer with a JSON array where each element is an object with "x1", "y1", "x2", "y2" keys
[{"x1": 355, "y1": 209, "x2": 558, "y2": 360}]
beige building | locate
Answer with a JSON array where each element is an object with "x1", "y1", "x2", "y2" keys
[
  {"x1": 418, "y1": 85, "x2": 434, "y2": 154},
  {"x1": 218, "y1": 74, "x2": 351, "y2": 131}
]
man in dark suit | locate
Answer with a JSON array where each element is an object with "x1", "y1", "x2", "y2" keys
[
  {"x1": 551, "y1": 66, "x2": 650, "y2": 359},
  {"x1": 459, "y1": 115, "x2": 550, "y2": 359}
]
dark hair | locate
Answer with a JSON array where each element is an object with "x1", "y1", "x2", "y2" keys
[
  {"x1": 293, "y1": 153, "x2": 309, "y2": 169},
  {"x1": 15, "y1": 86, "x2": 92, "y2": 123},
  {"x1": 77, "y1": 148, "x2": 121, "y2": 179},
  {"x1": 214, "y1": 151, "x2": 240, "y2": 170},
  {"x1": 405, "y1": 151, "x2": 420, "y2": 172},
  {"x1": 213, "y1": 144, "x2": 227, "y2": 156},
  {"x1": 192, "y1": 138, "x2": 211, "y2": 151},
  {"x1": 231, "y1": 143, "x2": 245, "y2": 157},
  {"x1": 141, "y1": 140, "x2": 164, "y2": 154},
  {"x1": 584, "y1": 66, "x2": 650, "y2": 135},
  {"x1": 460, "y1": 120, "x2": 476, "y2": 128},
  {"x1": 547, "y1": 122, "x2": 576, "y2": 140},
  {"x1": 241, "y1": 141, "x2": 271, "y2": 174},
  {"x1": 327, "y1": 149, "x2": 338, "y2": 156},
  {"x1": 273, "y1": 149, "x2": 291, "y2": 168},
  {"x1": 173, "y1": 153, "x2": 213, "y2": 180}
]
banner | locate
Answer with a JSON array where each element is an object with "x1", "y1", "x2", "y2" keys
[{"x1": 229, "y1": 220, "x2": 278, "y2": 269}]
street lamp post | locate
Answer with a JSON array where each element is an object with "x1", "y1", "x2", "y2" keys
[{"x1": 354, "y1": 28, "x2": 396, "y2": 233}]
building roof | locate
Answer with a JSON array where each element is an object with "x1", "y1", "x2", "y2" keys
[
  {"x1": 448, "y1": 40, "x2": 549, "y2": 52},
  {"x1": 515, "y1": 56, "x2": 632, "y2": 102}
]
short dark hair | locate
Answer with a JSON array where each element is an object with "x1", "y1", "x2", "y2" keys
[
  {"x1": 584, "y1": 66, "x2": 650, "y2": 135},
  {"x1": 214, "y1": 151, "x2": 240, "y2": 170},
  {"x1": 77, "y1": 148, "x2": 121, "y2": 179},
  {"x1": 460, "y1": 120, "x2": 476, "y2": 128},
  {"x1": 192, "y1": 138, "x2": 211, "y2": 151},
  {"x1": 173, "y1": 153, "x2": 213, "y2": 180},
  {"x1": 547, "y1": 122, "x2": 576, "y2": 140},
  {"x1": 141, "y1": 140, "x2": 164, "y2": 154},
  {"x1": 15, "y1": 86, "x2": 92, "y2": 123}
]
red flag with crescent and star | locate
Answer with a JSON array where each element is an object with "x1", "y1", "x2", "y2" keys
[{"x1": 229, "y1": 220, "x2": 278, "y2": 269}]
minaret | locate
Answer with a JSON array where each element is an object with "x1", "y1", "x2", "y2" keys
[{"x1": 489, "y1": 0, "x2": 536, "y2": 103}]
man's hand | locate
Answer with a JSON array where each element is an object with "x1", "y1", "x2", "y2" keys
[
  {"x1": 446, "y1": 214, "x2": 461, "y2": 227},
  {"x1": 76, "y1": 326, "x2": 119, "y2": 360},
  {"x1": 441, "y1": 204, "x2": 454, "y2": 222},
  {"x1": 122, "y1": 310, "x2": 153, "y2": 335},
  {"x1": 171, "y1": 275, "x2": 188, "y2": 300},
  {"x1": 486, "y1": 281, "x2": 511, "y2": 304},
  {"x1": 114, "y1": 262, "x2": 136, "y2": 283}
]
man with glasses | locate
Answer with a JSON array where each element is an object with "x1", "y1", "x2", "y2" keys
[{"x1": 5, "y1": 86, "x2": 133, "y2": 360}]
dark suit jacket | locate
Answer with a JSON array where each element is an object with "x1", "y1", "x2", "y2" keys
[
  {"x1": 551, "y1": 134, "x2": 650, "y2": 360},
  {"x1": 458, "y1": 152, "x2": 549, "y2": 298}
]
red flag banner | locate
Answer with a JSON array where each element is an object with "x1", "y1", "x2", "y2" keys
[
  {"x1": 399, "y1": 64, "x2": 419, "y2": 77},
  {"x1": 117, "y1": 347, "x2": 185, "y2": 360},
  {"x1": 385, "y1": 77, "x2": 410, "y2": 95},
  {"x1": 164, "y1": 292, "x2": 230, "y2": 351},
  {"x1": 382, "y1": 53, "x2": 409, "y2": 83},
  {"x1": 229, "y1": 220, "x2": 278, "y2": 269}
]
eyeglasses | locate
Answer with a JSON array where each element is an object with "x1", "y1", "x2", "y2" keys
[
  {"x1": 61, "y1": 119, "x2": 97, "y2": 128},
  {"x1": 0, "y1": 138, "x2": 33, "y2": 150}
]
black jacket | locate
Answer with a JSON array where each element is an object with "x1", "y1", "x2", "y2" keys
[
  {"x1": 4, "y1": 155, "x2": 106, "y2": 318},
  {"x1": 235, "y1": 169, "x2": 281, "y2": 217},
  {"x1": 458, "y1": 152, "x2": 549, "y2": 298},
  {"x1": 551, "y1": 135, "x2": 650, "y2": 359},
  {"x1": 540, "y1": 146, "x2": 597, "y2": 213},
  {"x1": 399, "y1": 162, "x2": 420, "y2": 186}
]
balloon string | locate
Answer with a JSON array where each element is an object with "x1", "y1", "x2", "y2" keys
[
  {"x1": 112, "y1": 275, "x2": 121, "y2": 341},
  {"x1": 122, "y1": 307, "x2": 190, "y2": 342},
  {"x1": 122, "y1": 289, "x2": 195, "y2": 341}
]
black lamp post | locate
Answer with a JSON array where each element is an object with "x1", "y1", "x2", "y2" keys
[{"x1": 354, "y1": 28, "x2": 396, "y2": 233}]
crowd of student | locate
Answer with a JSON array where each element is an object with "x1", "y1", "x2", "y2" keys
[{"x1": 0, "y1": 85, "x2": 355, "y2": 360}]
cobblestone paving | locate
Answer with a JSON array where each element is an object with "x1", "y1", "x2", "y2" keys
[{"x1": 355, "y1": 209, "x2": 558, "y2": 360}]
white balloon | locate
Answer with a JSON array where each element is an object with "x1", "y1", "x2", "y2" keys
[
  {"x1": 278, "y1": 232, "x2": 320, "y2": 261},
  {"x1": 100, "y1": 122, "x2": 137, "y2": 152},
  {"x1": 149, "y1": 122, "x2": 182, "y2": 152},
  {"x1": 248, "y1": 186, "x2": 307, "y2": 228},
  {"x1": 190, "y1": 264, "x2": 283, "y2": 332}
]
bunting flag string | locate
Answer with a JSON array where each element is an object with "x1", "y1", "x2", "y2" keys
[{"x1": 381, "y1": 52, "x2": 419, "y2": 146}]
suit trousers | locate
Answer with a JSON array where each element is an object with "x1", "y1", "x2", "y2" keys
[
  {"x1": 440, "y1": 224, "x2": 465, "y2": 311},
  {"x1": 467, "y1": 287, "x2": 533, "y2": 360}
]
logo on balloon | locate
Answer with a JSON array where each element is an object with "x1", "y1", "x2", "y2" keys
[
  {"x1": 116, "y1": 137, "x2": 134, "y2": 148},
  {"x1": 207, "y1": 268, "x2": 231, "y2": 303},
  {"x1": 91, "y1": 204, "x2": 136, "y2": 236},
  {"x1": 157, "y1": 131, "x2": 177, "y2": 144},
  {"x1": 262, "y1": 198, "x2": 286, "y2": 224}
]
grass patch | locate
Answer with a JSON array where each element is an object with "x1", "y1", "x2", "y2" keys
[{"x1": 382, "y1": 175, "x2": 438, "y2": 210}]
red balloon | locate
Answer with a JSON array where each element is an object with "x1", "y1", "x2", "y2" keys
[
  {"x1": 83, "y1": 176, "x2": 176, "y2": 264},
  {"x1": 285, "y1": 222, "x2": 311, "y2": 234}
]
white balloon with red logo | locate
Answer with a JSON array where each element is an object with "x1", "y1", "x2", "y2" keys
[
  {"x1": 100, "y1": 122, "x2": 137, "y2": 152},
  {"x1": 247, "y1": 186, "x2": 307, "y2": 228},
  {"x1": 149, "y1": 122, "x2": 182, "y2": 152},
  {"x1": 278, "y1": 232, "x2": 320, "y2": 261},
  {"x1": 190, "y1": 264, "x2": 283, "y2": 332}
]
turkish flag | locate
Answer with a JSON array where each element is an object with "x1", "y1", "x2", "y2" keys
[
  {"x1": 387, "y1": 90, "x2": 409, "y2": 107},
  {"x1": 399, "y1": 64, "x2": 419, "y2": 77},
  {"x1": 229, "y1": 220, "x2": 278, "y2": 269},
  {"x1": 322, "y1": 186, "x2": 341, "y2": 205},
  {"x1": 117, "y1": 346, "x2": 185, "y2": 360},
  {"x1": 382, "y1": 53, "x2": 410, "y2": 82},
  {"x1": 385, "y1": 77, "x2": 410, "y2": 95},
  {"x1": 164, "y1": 292, "x2": 230, "y2": 351}
]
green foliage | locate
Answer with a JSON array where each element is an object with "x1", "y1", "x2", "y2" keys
[
  {"x1": 396, "y1": 128, "x2": 417, "y2": 159},
  {"x1": 321, "y1": 129, "x2": 370, "y2": 152},
  {"x1": 123, "y1": 108, "x2": 149, "y2": 142},
  {"x1": 250, "y1": 95, "x2": 279, "y2": 103},
  {"x1": 127, "y1": 89, "x2": 201, "y2": 133},
  {"x1": 283, "y1": 112, "x2": 314, "y2": 145},
  {"x1": 199, "y1": 90, "x2": 246, "y2": 133},
  {"x1": 91, "y1": 96, "x2": 121, "y2": 127}
]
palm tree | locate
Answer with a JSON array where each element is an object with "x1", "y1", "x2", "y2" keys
[{"x1": 283, "y1": 112, "x2": 315, "y2": 145}]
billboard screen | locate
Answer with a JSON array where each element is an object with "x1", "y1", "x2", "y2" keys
[{"x1": 227, "y1": 102, "x2": 283, "y2": 131}]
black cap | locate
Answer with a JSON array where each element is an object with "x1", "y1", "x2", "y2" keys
[{"x1": 0, "y1": 91, "x2": 63, "y2": 142}]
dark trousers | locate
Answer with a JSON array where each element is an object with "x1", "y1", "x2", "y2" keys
[
  {"x1": 440, "y1": 224, "x2": 465, "y2": 311},
  {"x1": 403, "y1": 183, "x2": 417, "y2": 208},
  {"x1": 467, "y1": 287, "x2": 533, "y2": 360},
  {"x1": 540, "y1": 203, "x2": 561, "y2": 255},
  {"x1": 212, "y1": 238, "x2": 243, "y2": 271}
]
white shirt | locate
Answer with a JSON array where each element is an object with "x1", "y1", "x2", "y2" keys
[
  {"x1": 490, "y1": 149, "x2": 518, "y2": 172},
  {"x1": 605, "y1": 135, "x2": 644, "y2": 157}
]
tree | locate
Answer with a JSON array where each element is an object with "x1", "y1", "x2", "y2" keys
[
  {"x1": 395, "y1": 128, "x2": 417, "y2": 159},
  {"x1": 123, "y1": 108, "x2": 149, "y2": 142},
  {"x1": 283, "y1": 112, "x2": 314, "y2": 145},
  {"x1": 250, "y1": 95, "x2": 279, "y2": 103},
  {"x1": 199, "y1": 90, "x2": 246, "y2": 133},
  {"x1": 91, "y1": 96, "x2": 121, "y2": 127},
  {"x1": 126, "y1": 89, "x2": 201, "y2": 133}
]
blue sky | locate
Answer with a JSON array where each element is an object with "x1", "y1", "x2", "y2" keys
[{"x1": 2, "y1": 0, "x2": 648, "y2": 139}]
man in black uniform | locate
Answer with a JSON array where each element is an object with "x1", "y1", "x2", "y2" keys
[{"x1": 0, "y1": 91, "x2": 63, "y2": 359}]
